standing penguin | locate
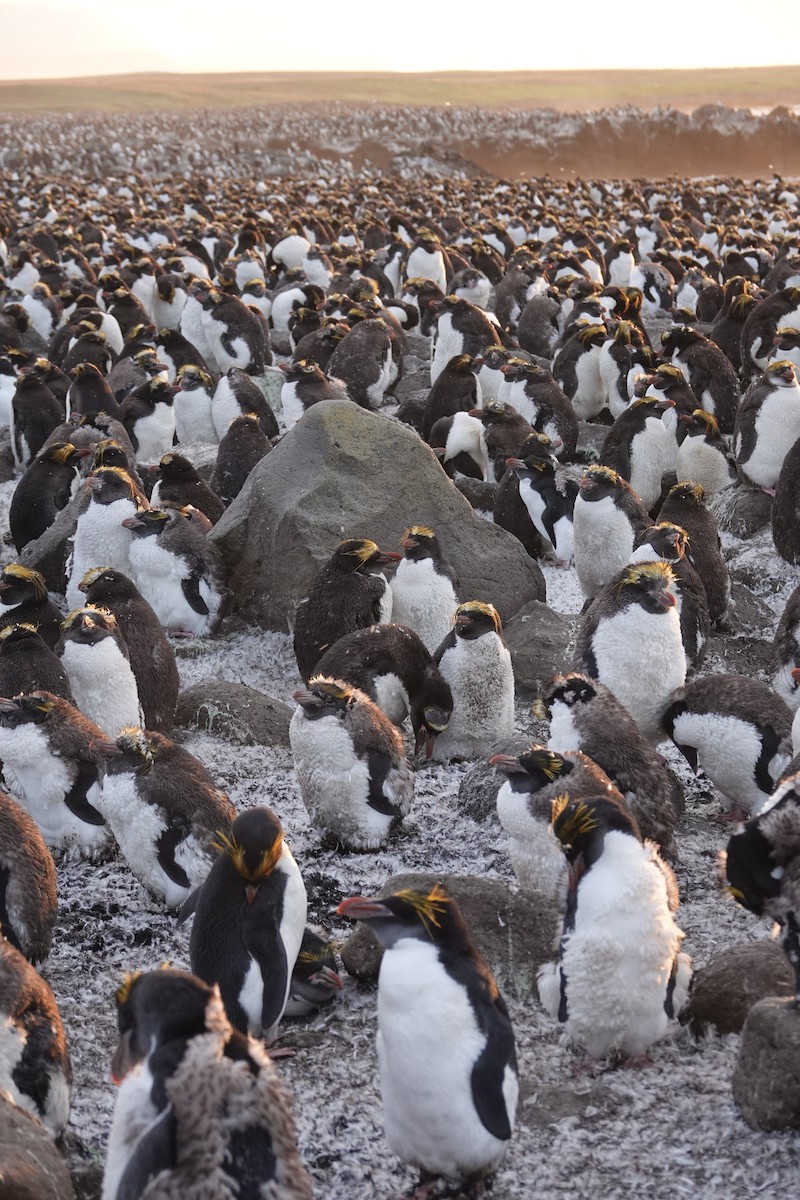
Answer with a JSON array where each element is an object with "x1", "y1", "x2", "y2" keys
[
  {"x1": 65, "y1": 466, "x2": 146, "y2": 609},
  {"x1": 289, "y1": 677, "x2": 414, "y2": 848},
  {"x1": 79, "y1": 566, "x2": 180, "y2": 733},
  {"x1": 660, "y1": 325, "x2": 740, "y2": 435},
  {"x1": 338, "y1": 885, "x2": 517, "y2": 1195},
  {"x1": 0, "y1": 563, "x2": 63, "y2": 650},
  {"x1": 629, "y1": 522, "x2": 711, "y2": 673},
  {"x1": 179, "y1": 807, "x2": 307, "y2": 1042},
  {"x1": 664, "y1": 675, "x2": 793, "y2": 819},
  {"x1": 210, "y1": 412, "x2": 271, "y2": 504},
  {"x1": 211, "y1": 367, "x2": 279, "y2": 441},
  {"x1": 326, "y1": 318, "x2": 394, "y2": 409},
  {"x1": 389, "y1": 525, "x2": 459, "y2": 655},
  {"x1": 429, "y1": 297, "x2": 501, "y2": 386},
  {"x1": 117, "y1": 376, "x2": 176, "y2": 465},
  {"x1": 150, "y1": 451, "x2": 226, "y2": 525},
  {"x1": 0, "y1": 623, "x2": 74, "y2": 702},
  {"x1": 658, "y1": 481, "x2": 730, "y2": 626},
  {"x1": 772, "y1": 582, "x2": 800, "y2": 709},
  {"x1": 280, "y1": 359, "x2": 347, "y2": 428},
  {"x1": 599, "y1": 396, "x2": 673, "y2": 512},
  {"x1": 8, "y1": 441, "x2": 88, "y2": 552},
  {"x1": 95, "y1": 727, "x2": 235, "y2": 909},
  {"x1": 173, "y1": 364, "x2": 218, "y2": 445},
  {"x1": 103, "y1": 968, "x2": 313, "y2": 1200},
  {"x1": 537, "y1": 796, "x2": 691, "y2": 1062},
  {"x1": 55, "y1": 605, "x2": 143, "y2": 737},
  {"x1": 10, "y1": 367, "x2": 66, "y2": 470},
  {"x1": 421, "y1": 354, "x2": 482, "y2": 443},
  {"x1": 735, "y1": 359, "x2": 800, "y2": 491},
  {"x1": 574, "y1": 561, "x2": 686, "y2": 744},
  {"x1": 0, "y1": 787, "x2": 58, "y2": 963},
  {"x1": 552, "y1": 323, "x2": 608, "y2": 421},
  {"x1": 292, "y1": 538, "x2": 399, "y2": 680},
  {"x1": 676, "y1": 409, "x2": 737, "y2": 496},
  {"x1": 496, "y1": 362, "x2": 578, "y2": 458},
  {"x1": 432, "y1": 601, "x2": 515, "y2": 761},
  {"x1": 573, "y1": 465, "x2": 653, "y2": 602},
  {"x1": 505, "y1": 437, "x2": 577, "y2": 566}
]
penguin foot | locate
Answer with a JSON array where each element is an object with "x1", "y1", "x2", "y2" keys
[
  {"x1": 718, "y1": 803, "x2": 750, "y2": 825},
  {"x1": 620, "y1": 1053, "x2": 654, "y2": 1070},
  {"x1": 571, "y1": 1053, "x2": 607, "y2": 1077}
]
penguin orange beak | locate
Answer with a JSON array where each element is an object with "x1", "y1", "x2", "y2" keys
[
  {"x1": 505, "y1": 457, "x2": 526, "y2": 470},
  {"x1": 310, "y1": 965, "x2": 344, "y2": 991},
  {"x1": 657, "y1": 589, "x2": 677, "y2": 609},
  {"x1": 121, "y1": 516, "x2": 146, "y2": 529},
  {"x1": 791, "y1": 667, "x2": 800, "y2": 688},
  {"x1": 337, "y1": 896, "x2": 392, "y2": 921},
  {"x1": 245, "y1": 884, "x2": 257, "y2": 904},
  {"x1": 91, "y1": 738, "x2": 123, "y2": 757},
  {"x1": 374, "y1": 551, "x2": 401, "y2": 565},
  {"x1": 489, "y1": 753, "x2": 525, "y2": 774}
]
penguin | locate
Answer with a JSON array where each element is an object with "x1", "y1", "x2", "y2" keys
[
  {"x1": 675, "y1": 409, "x2": 737, "y2": 496},
  {"x1": 740, "y1": 285, "x2": 800, "y2": 380},
  {"x1": 337, "y1": 885, "x2": 518, "y2": 1194},
  {"x1": 388, "y1": 525, "x2": 460, "y2": 656},
  {"x1": 0, "y1": 623, "x2": 73, "y2": 702},
  {"x1": 0, "y1": 691, "x2": 110, "y2": 861},
  {"x1": 292, "y1": 538, "x2": 399, "y2": 681},
  {"x1": 173, "y1": 364, "x2": 218, "y2": 445},
  {"x1": 421, "y1": 353, "x2": 482, "y2": 443},
  {"x1": 8, "y1": 441, "x2": 88, "y2": 552},
  {"x1": 200, "y1": 290, "x2": 269, "y2": 377},
  {"x1": 0, "y1": 787, "x2": 58, "y2": 964},
  {"x1": 156, "y1": 328, "x2": 213, "y2": 386},
  {"x1": 56, "y1": 605, "x2": 143, "y2": 737},
  {"x1": 65, "y1": 466, "x2": 146, "y2": 610},
  {"x1": 574, "y1": 561, "x2": 686, "y2": 744},
  {"x1": 629, "y1": 522, "x2": 711, "y2": 673},
  {"x1": 210, "y1": 412, "x2": 271, "y2": 504},
  {"x1": 450, "y1": 265, "x2": 492, "y2": 310},
  {"x1": 657, "y1": 481, "x2": 730, "y2": 626},
  {"x1": 94, "y1": 727, "x2": 235, "y2": 910},
  {"x1": 515, "y1": 288, "x2": 562, "y2": 358},
  {"x1": 284, "y1": 928, "x2": 344, "y2": 1018},
  {"x1": 573, "y1": 465, "x2": 653, "y2": 601},
  {"x1": 211, "y1": 367, "x2": 279, "y2": 442},
  {"x1": 401, "y1": 278, "x2": 445, "y2": 339},
  {"x1": 735, "y1": 360, "x2": 800, "y2": 491},
  {"x1": 290, "y1": 676, "x2": 414, "y2": 848},
  {"x1": 62, "y1": 330, "x2": 114, "y2": 380},
  {"x1": 505, "y1": 436, "x2": 577, "y2": 566},
  {"x1": 664, "y1": 675, "x2": 793, "y2": 819},
  {"x1": 280, "y1": 359, "x2": 348, "y2": 429},
  {"x1": 604, "y1": 238, "x2": 636, "y2": 286},
  {"x1": 429, "y1": 296, "x2": 501, "y2": 386},
  {"x1": 313, "y1": 623, "x2": 453, "y2": 757},
  {"x1": 551, "y1": 323, "x2": 608, "y2": 421},
  {"x1": 151, "y1": 271, "x2": 187, "y2": 330},
  {"x1": 724, "y1": 776, "x2": 800, "y2": 1004},
  {"x1": 491, "y1": 746, "x2": 622, "y2": 897},
  {"x1": 773, "y1": 583, "x2": 800, "y2": 710},
  {"x1": 103, "y1": 968, "x2": 313, "y2": 1200},
  {"x1": 468, "y1": 401, "x2": 536, "y2": 478},
  {"x1": 78, "y1": 565, "x2": 180, "y2": 733},
  {"x1": 66, "y1": 360, "x2": 121, "y2": 420},
  {"x1": 405, "y1": 232, "x2": 449, "y2": 294},
  {"x1": 599, "y1": 396, "x2": 673, "y2": 512},
  {"x1": 151, "y1": 451, "x2": 226, "y2": 525},
  {"x1": 326, "y1": 318, "x2": 394, "y2": 409},
  {"x1": 769, "y1": 325, "x2": 800, "y2": 371},
  {"x1": 123, "y1": 507, "x2": 227, "y2": 637},
  {"x1": 178, "y1": 807, "x2": 307, "y2": 1042},
  {"x1": 496, "y1": 362, "x2": 578, "y2": 458},
  {"x1": 10, "y1": 367, "x2": 65, "y2": 470},
  {"x1": 708, "y1": 275, "x2": 760, "y2": 372},
  {"x1": 537, "y1": 796, "x2": 691, "y2": 1062},
  {"x1": 0, "y1": 563, "x2": 63, "y2": 650},
  {"x1": 660, "y1": 325, "x2": 740, "y2": 435},
  {"x1": 0, "y1": 937, "x2": 72, "y2": 1139},
  {"x1": 432, "y1": 601, "x2": 515, "y2": 762},
  {"x1": 598, "y1": 320, "x2": 655, "y2": 420},
  {"x1": 292, "y1": 320, "x2": 349, "y2": 371},
  {"x1": 541, "y1": 672, "x2": 685, "y2": 856},
  {"x1": 117, "y1": 376, "x2": 176, "y2": 465}
]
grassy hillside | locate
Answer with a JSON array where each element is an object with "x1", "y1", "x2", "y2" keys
[{"x1": 1, "y1": 67, "x2": 799, "y2": 113}]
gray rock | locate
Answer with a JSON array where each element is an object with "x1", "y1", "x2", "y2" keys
[
  {"x1": 455, "y1": 477, "x2": 497, "y2": 513},
  {"x1": 0, "y1": 425, "x2": 15, "y2": 483},
  {"x1": 458, "y1": 736, "x2": 532, "y2": 823},
  {"x1": 340, "y1": 871, "x2": 559, "y2": 1001},
  {"x1": 0, "y1": 1095, "x2": 73, "y2": 1200},
  {"x1": 257, "y1": 365, "x2": 285, "y2": 413},
  {"x1": 576, "y1": 420, "x2": 609, "y2": 459},
  {"x1": 710, "y1": 482, "x2": 773, "y2": 537},
  {"x1": 210, "y1": 400, "x2": 545, "y2": 631},
  {"x1": 681, "y1": 941, "x2": 794, "y2": 1036},
  {"x1": 174, "y1": 678, "x2": 293, "y2": 746},
  {"x1": 728, "y1": 580, "x2": 778, "y2": 639},
  {"x1": 733, "y1": 997, "x2": 800, "y2": 1130},
  {"x1": 504, "y1": 600, "x2": 578, "y2": 696}
]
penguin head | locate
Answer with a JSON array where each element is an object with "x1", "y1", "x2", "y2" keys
[
  {"x1": 764, "y1": 359, "x2": 798, "y2": 389},
  {"x1": 660, "y1": 324, "x2": 701, "y2": 355},
  {"x1": 490, "y1": 746, "x2": 572, "y2": 793},
  {"x1": 578, "y1": 464, "x2": 622, "y2": 502},
  {"x1": 111, "y1": 967, "x2": 228, "y2": 1084},
  {"x1": 453, "y1": 601, "x2": 503, "y2": 641},
  {"x1": 773, "y1": 327, "x2": 800, "y2": 353},
  {"x1": 86, "y1": 466, "x2": 140, "y2": 507},
  {"x1": 89, "y1": 438, "x2": 131, "y2": 474},
  {"x1": 0, "y1": 563, "x2": 48, "y2": 606},
  {"x1": 616, "y1": 561, "x2": 677, "y2": 614},
  {"x1": 540, "y1": 672, "x2": 598, "y2": 719},
  {"x1": 638, "y1": 522, "x2": 688, "y2": 564},
  {"x1": 158, "y1": 451, "x2": 199, "y2": 483},
  {"x1": 331, "y1": 538, "x2": 400, "y2": 575},
  {"x1": 122, "y1": 508, "x2": 169, "y2": 538},
  {"x1": 176, "y1": 364, "x2": 214, "y2": 393},
  {"x1": 79, "y1": 565, "x2": 136, "y2": 600},
  {"x1": 551, "y1": 794, "x2": 640, "y2": 869},
  {"x1": 723, "y1": 815, "x2": 786, "y2": 918},
  {"x1": 338, "y1": 883, "x2": 473, "y2": 953},
  {"x1": 36, "y1": 441, "x2": 89, "y2": 470},
  {"x1": 678, "y1": 408, "x2": 720, "y2": 439},
  {"x1": 0, "y1": 623, "x2": 46, "y2": 653},
  {"x1": 0, "y1": 691, "x2": 58, "y2": 727},
  {"x1": 664, "y1": 479, "x2": 705, "y2": 509},
  {"x1": 293, "y1": 676, "x2": 364, "y2": 722},
  {"x1": 211, "y1": 807, "x2": 286, "y2": 896},
  {"x1": 291, "y1": 929, "x2": 344, "y2": 1007},
  {"x1": 60, "y1": 605, "x2": 119, "y2": 647},
  {"x1": 94, "y1": 726, "x2": 158, "y2": 775},
  {"x1": 506, "y1": 432, "x2": 555, "y2": 476},
  {"x1": 400, "y1": 526, "x2": 439, "y2": 561}
]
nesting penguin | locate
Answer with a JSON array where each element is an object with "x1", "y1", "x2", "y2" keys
[
  {"x1": 102, "y1": 968, "x2": 313, "y2": 1200},
  {"x1": 290, "y1": 676, "x2": 414, "y2": 849},
  {"x1": 432, "y1": 601, "x2": 515, "y2": 761},
  {"x1": 179, "y1": 807, "x2": 307, "y2": 1042},
  {"x1": 537, "y1": 796, "x2": 691, "y2": 1061},
  {"x1": 338, "y1": 885, "x2": 518, "y2": 1195},
  {"x1": 56, "y1": 605, "x2": 143, "y2": 737},
  {"x1": 284, "y1": 928, "x2": 344, "y2": 1019}
]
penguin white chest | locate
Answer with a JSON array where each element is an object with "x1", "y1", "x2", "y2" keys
[
  {"x1": 628, "y1": 419, "x2": 668, "y2": 510},
  {"x1": 377, "y1": 938, "x2": 516, "y2": 1181},
  {"x1": 573, "y1": 495, "x2": 635, "y2": 598},
  {"x1": 174, "y1": 390, "x2": 217, "y2": 445},
  {"x1": 131, "y1": 405, "x2": 176, "y2": 465},
  {"x1": 67, "y1": 499, "x2": 138, "y2": 608},
  {"x1": 60, "y1": 639, "x2": 142, "y2": 737},
  {"x1": 738, "y1": 389, "x2": 800, "y2": 489},
  {"x1": 211, "y1": 379, "x2": 242, "y2": 441},
  {"x1": 591, "y1": 604, "x2": 685, "y2": 742},
  {"x1": 495, "y1": 781, "x2": 567, "y2": 897},
  {"x1": 546, "y1": 703, "x2": 582, "y2": 753},
  {"x1": 670, "y1": 710, "x2": 779, "y2": 813},
  {"x1": 390, "y1": 558, "x2": 458, "y2": 654},
  {"x1": 433, "y1": 634, "x2": 514, "y2": 759}
]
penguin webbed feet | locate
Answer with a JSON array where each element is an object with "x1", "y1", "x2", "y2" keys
[{"x1": 402, "y1": 1172, "x2": 488, "y2": 1200}]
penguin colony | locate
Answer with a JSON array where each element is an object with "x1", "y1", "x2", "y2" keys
[{"x1": 1, "y1": 161, "x2": 800, "y2": 1200}]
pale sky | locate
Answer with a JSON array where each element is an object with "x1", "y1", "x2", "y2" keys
[{"x1": 1, "y1": 0, "x2": 799, "y2": 79}]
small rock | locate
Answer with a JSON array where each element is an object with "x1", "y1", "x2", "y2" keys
[
  {"x1": 727, "y1": 580, "x2": 779, "y2": 638},
  {"x1": 0, "y1": 1095, "x2": 74, "y2": 1200},
  {"x1": 733, "y1": 996, "x2": 800, "y2": 1130},
  {"x1": 455, "y1": 477, "x2": 497, "y2": 513},
  {"x1": 504, "y1": 600, "x2": 578, "y2": 696},
  {"x1": 458, "y1": 737, "x2": 532, "y2": 823},
  {"x1": 681, "y1": 941, "x2": 794, "y2": 1036},
  {"x1": 340, "y1": 872, "x2": 559, "y2": 1001},
  {"x1": 710, "y1": 482, "x2": 773, "y2": 538},
  {"x1": 257, "y1": 365, "x2": 285, "y2": 413},
  {"x1": 174, "y1": 678, "x2": 292, "y2": 746},
  {"x1": 518, "y1": 1079, "x2": 620, "y2": 1129},
  {"x1": 576, "y1": 420, "x2": 609, "y2": 459}
]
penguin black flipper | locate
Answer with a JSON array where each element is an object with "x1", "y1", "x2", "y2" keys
[
  {"x1": 176, "y1": 886, "x2": 201, "y2": 926},
  {"x1": 755, "y1": 725, "x2": 785, "y2": 795},
  {"x1": 116, "y1": 1106, "x2": 177, "y2": 1200},
  {"x1": 365, "y1": 750, "x2": 403, "y2": 816},
  {"x1": 64, "y1": 759, "x2": 105, "y2": 825},
  {"x1": 662, "y1": 699, "x2": 699, "y2": 771},
  {"x1": 245, "y1": 905, "x2": 289, "y2": 1035},
  {"x1": 600, "y1": 439, "x2": 632, "y2": 483},
  {"x1": 470, "y1": 991, "x2": 517, "y2": 1141},
  {"x1": 181, "y1": 570, "x2": 210, "y2": 617},
  {"x1": 156, "y1": 826, "x2": 192, "y2": 891}
]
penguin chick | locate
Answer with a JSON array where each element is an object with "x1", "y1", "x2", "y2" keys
[
  {"x1": 389, "y1": 525, "x2": 459, "y2": 655},
  {"x1": 313, "y1": 623, "x2": 453, "y2": 758},
  {"x1": 338, "y1": 884, "x2": 518, "y2": 1194},
  {"x1": 0, "y1": 563, "x2": 63, "y2": 650},
  {"x1": 56, "y1": 605, "x2": 143, "y2": 737},
  {"x1": 574, "y1": 561, "x2": 686, "y2": 744},
  {"x1": 491, "y1": 746, "x2": 622, "y2": 897},
  {"x1": 290, "y1": 676, "x2": 414, "y2": 849},
  {"x1": 8, "y1": 440, "x2": 88, "y2": 552},
  {"x1": 284, "y1": 928, "x2": 344, "y2": 1018},
  {"x1": 151, "y1": 451, "x2": 226, "y2": 526},
  {"x1": 0, "y1": 691, "x2": 111, "y2": 861},
  {"x1": 664, "y1": 675, "x2": 793, "y2": 819},
  {"x1": 0, "y1": 787, "x2": 58, "y2": 964},
  {"x1": 573, "y1": 465, "x2": 653, "y2": 601},
  {"x1": 0, "y1": 937, "x2": 72, "y2": 1138},
  {"x1": 541, "y1": 672, "x2": 685, "y2": 857},
  {"x1": 79, "y1": 566, "x2": 179, "y2": 733},
  {"x1": 432, "y1": 601, "x2": 515, "y2": 761},
  {"x1": 292, "y1": 538, "x2": 400, "y2": 681},
  {"x1": 124, "y1": 507, "x2": 227, "y2": 637},
  {"x1": 280, "y1": 358, "x2": 347, "y2": 428},
  {"x1": 94, "y1": 727, "x2": 235, "y2": 910},
  {"x1": 0, "y1": 623, "x2": 73, "y2": 702},
  {"x1": 178, "y1": 807, "x2": 307, "y2": 1041},
  {"x1": 103, "y1": 967, "x2": 313, "y2": 1200},
  {"x1": 724, "y1": 775, "x2": 800, "y2": 1004},
  {"x1": 537, "y1": 796, "x2": 691, "y2": 1062}
]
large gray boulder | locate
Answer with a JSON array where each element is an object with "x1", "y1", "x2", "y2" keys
[
  {"x1": 174, "y1": 678, "x2": 293, "y2": 746},
  {"x1": 681, "y1": 941, "x2": 794, "y2": 1036},
  {"x1": 210, "y1": 400, "x2": 545, "y2": 631},
  {"x1": 733, "y1": 997, "x2": 800, "y2": 1130},
  {"x1": 504, "y1": 600, "x2": 578, "y2": 696}
]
